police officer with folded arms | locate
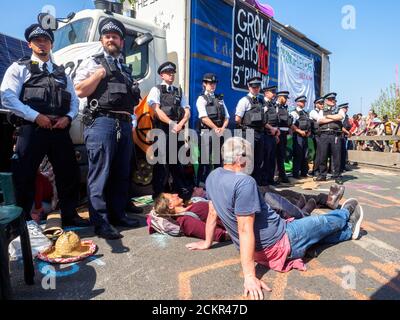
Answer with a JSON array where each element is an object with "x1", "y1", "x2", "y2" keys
[
  {"x1": 74, "y1": 18, "x2": 141, "y2": 239},
  {"x1": 275, "y1": 91, "x2": 292, "y2": 184},
  {"x1": 147, "y1": 61, "x2": 191, "y2": 200},
  {"x1": 196, "y1": 73, "x2": 229, "y2": 187},
  {"x1": 309, "y1": 97, "x2": 325, "y2": 177},
  {"x1": 0, "y1": 23, "x2": 87, "y2": 227},
  {"x1": 290, "y1": 95, "x2": 312, "y2": 179},
  {"x1": 261, "y1": 86, "x2": 280, "y2": 186},
  {"x1": 235, "y1": 76, "x2": 265, "y2": 185},
  {"x1": 315, "y1": 93, "x2": 345, "y2": 183}
]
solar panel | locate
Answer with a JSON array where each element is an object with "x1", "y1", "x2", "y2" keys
[{"x1": 0, "y1": 33, "x2": 31, "y2": 108}]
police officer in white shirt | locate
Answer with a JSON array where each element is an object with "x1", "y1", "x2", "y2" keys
[
  {"x1": 275, "y1": 91, "x2": 292, "y2": 184},
  {"x1": 74, "y1": 18, "x2": 141, "y2": 239},
  {"x1": 290, "y1": 96, "x2": 312, "y2": 179},
  {"x1": 309, "y1": 97, "x2": 324, "y2": 177},
  {"x1": 196, "y1": 73, "x2": 229, "y2": 187},
  {"x1": 235, "y1": 76, "x2": 266, "y2": 185},
  {"x1": 0, "y1": 23, "x2": 86, "y2": 227},
  {"x1": 147, "y1": 61, "x2": 192, "y2": 201},
  {"x1": 315, "y1": 93, "x2": 345, "y2": 183}
]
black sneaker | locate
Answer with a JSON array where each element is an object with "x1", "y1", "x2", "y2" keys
[
  {"x1": 303, "y1": 198, "x2": 317, "y2": 215},
  {"x1": 314, "y1": 176, "x2": 327, "y2": 182},
  {"x1": 341, "y1": 198, "x2": 364, "y2": 240}
]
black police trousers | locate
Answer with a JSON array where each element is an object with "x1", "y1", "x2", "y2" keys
[
  {"x1": 242, "y1": 129, "x2": 264, "y2": 185},
  {"x1": 292, "y1": 134, "x2": 309, "y2": 178},
  {"x1": 261, "y1": 133, "x2": 277, "y2": 185},
  {"x1": 152, "y1": 129, "x2": 192, "y2": 201},
  {"x1": 318, "y1": 133, "x2": 343, "y2": 178},
  {"x1": 276, "y1": 132, "x2": 288, "y2": 179},
  {"x1": 312, "y1": 135, "x2": 322, "y2": 175},
  {"x1": 197, "y1": 131, "x2": 224, "y2": 187},
  {"x1": 12, "y1": 124, "x2": 80, "y2": 221}
]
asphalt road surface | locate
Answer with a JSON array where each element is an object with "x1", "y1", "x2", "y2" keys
[{"x1": 9, "y1": 166, "x2": 400, "y2": 300}]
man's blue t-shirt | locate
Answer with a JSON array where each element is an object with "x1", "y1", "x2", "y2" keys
[{"x1": 206, "y1": 168, "x2": 286, "y2": 252}]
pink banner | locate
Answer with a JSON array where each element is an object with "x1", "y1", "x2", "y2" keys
[{"x1": 245, "y1": 0, "x2": 275, "y2": 18}]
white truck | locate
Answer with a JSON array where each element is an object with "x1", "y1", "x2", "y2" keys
[{"x1": 1, "y1": 0, "x2": 331, "y2": 193}]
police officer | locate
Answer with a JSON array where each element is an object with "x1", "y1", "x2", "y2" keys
[
  {"x1": 309, "y1": 97, "x2": 324, "y2": 177},
  {"x1": 275, "y1": 91, "x2": 292, "y2": 184},
  {"x1": 291, "y1": 95, "x2": 312, "y2": 179},
  {"x1": 315, "y1": 93, "x2": 345, "y2": 183},
  {"x1": 261, "y1": 86, "x2": 280, "y2": 186},
  {"x1": 147, "y1": 61, "x2": 192, "y2": 200},
  {"x1": 339, "y1": 103, "x2": 352, "y2": 172},
  {"x1": 0, "y1": 23, "x2": 87, "y2": 227},
  {"x1": 196, "y1": 73, "x2": 229, "y2": 187},
  {"x1": 235, "y1": 77, "x2": 265, "y2": 185},
  {"x1": 74, "y1": 18, "x2": 141, "y2": 239}
]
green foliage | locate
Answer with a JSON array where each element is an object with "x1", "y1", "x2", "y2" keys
[
  {"x1": 118, "y1": 0, "x2": 137, "y2": 8},
  {"x1": 371, "y1": 84, "x2": 400, "y2": 120}
]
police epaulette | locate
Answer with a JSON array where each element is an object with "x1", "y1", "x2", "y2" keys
[{"x1": 17, "y1": 56, "x2": 32, "y2": 65}]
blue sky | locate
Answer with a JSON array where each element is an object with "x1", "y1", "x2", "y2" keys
[{"x1": 1, "y1": 0, "x2": 399, "y2": 115}]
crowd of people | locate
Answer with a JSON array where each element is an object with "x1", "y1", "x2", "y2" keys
[
  {"x1": 346, "y1": 111, "x2": 400, "y2": 153},
  {"x1": 1, "y1": 17, "x2": 369, "y2": 299}
]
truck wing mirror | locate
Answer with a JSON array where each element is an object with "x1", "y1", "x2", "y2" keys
[{"x1": 135, "y1": 33, "x2": 153, "y2": 47}]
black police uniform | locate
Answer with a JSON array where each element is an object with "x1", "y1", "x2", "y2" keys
[
  {"x1": 152, "y1": 62, "x2": 192, "y2": 201},
  {"x1": 340, "y1": 104, "x2": 351, "y2": 172},
  {"x1": 6, "y1": 25, "x2": 80, "y2": 224},
  {"x1": 197, "y1": 73, "x2": 227, "y2": 187},
  {"x1": 292, "y1": 108, "x2": 311, "y2": 178},
  {"x1": 311, "y1": 98, "x2": 323, "y2": 176},
  {"x1": 275, "y1": 92, "x2": 292, "y2": 182},
  {"x1": 261, "y1": 86, "x2": 278, "y2": 186},
  {"x1": 240, "y1": 95, "x2": 266, "y2": 185},
  {"x1": 79, "y1": 18, "x2": 141, "y2": 233},
  {"x1": 317, "y1": 96, "x2": 343, "y2": 180}
]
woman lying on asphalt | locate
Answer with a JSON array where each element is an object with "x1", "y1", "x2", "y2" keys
[{"x1": 186, "y1": 137, "x2": 364, "y2": 300}]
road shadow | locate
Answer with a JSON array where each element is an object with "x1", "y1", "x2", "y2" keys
[{"x1": 371, "y1": 272, "x2": 400, "y2": 300}]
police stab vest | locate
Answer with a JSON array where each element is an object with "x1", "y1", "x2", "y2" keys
[
  {"x1": 277, "y1": 104, "x2": 292, "y2": 128},
  {"x1": 311, "y1": 110, "x2": 320, "y2": 135},
  {"x1": 242, "y1": 96, "x2": 265, "y2": 131},
  {"x1": 200, "y1": 93, "x2": 226, "y2": 129},
  {"x1": 155, "y1": 84, "x2": 185, "y2": 128},
  {"x1": 18, "y1": 57, "x2": 71, "y2": 117},
  {"x1": 295, "y1": 109, "x2": 311, "y2": 131},
  {"x1": 88, "y1": 53, "x2": 138, "y2": 113},
  {"x1": 319, "y1": 108, "x2": 343, "y2": 132},
  {"x1": 265, "y1": 100, "x2": 278, "y2": 127}
]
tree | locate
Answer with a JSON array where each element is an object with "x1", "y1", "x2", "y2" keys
[{"x1": 371, "y1": 84, "x2": 400, "y2": 120}]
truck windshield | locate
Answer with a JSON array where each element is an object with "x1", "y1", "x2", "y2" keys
[
  {"x1": 53, "y1": 18, "x2": 93, "y2": 52},
  {"x1": 124, "y1": 32, "x2": 149, "y2": 80}
]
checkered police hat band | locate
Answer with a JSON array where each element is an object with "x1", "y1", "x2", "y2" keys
[
  {"x1": 101, "y1": 22, "x2": 123, "y2": 36},
  {"x1": 29, "y1": 27, "x2": 52, "y2": 40}
]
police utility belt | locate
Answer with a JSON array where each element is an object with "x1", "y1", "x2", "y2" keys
[
  {"x1": 319, "y1": 129, "x2": 342, "y2": 136},
  {"x1": 83, "y1": 99, "x2": 131, "y2": 125}
]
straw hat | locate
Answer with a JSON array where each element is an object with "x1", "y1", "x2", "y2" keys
[{"x1": 37, "y1": 231, "x2": 97, "y2": 264}]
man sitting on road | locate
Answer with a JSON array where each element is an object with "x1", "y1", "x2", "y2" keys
[{"x1": 186, "y1": 137, "x2": 364, "y2": 300}]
